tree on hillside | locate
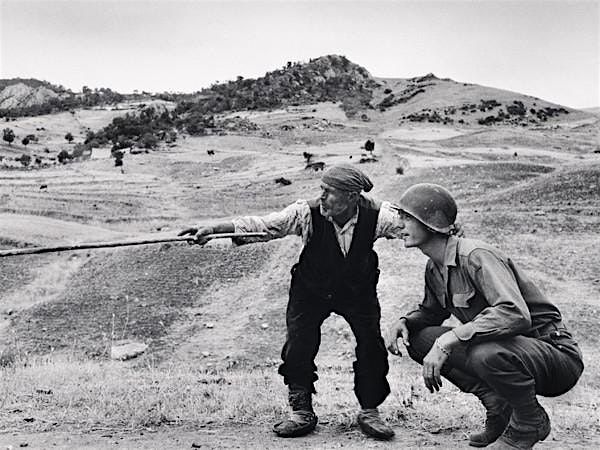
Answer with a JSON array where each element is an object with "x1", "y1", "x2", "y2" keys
[
  {"x1": 112, "y1": 149, "x2": 124, "y2": 167},
  {"x1": 57, "y1": 149, "x2": 71, "y2": 164},
  {"x1": 65, "y1": 132, "x2": 74, "y2": 143},
  {"x1": 3, "y1": 128, "x2": 15, "y2": 146},
  {"x1": 18, "y1": 153, "x2": 31, "y2": 167},
  {"x1": 22, "y1": 137, "x2": 30, "y2": 146},
  {"x1": 140, "y1": 132, "x2": 158, "y2": 149},
  {"x1": 364, "y1": 139, "x2": 375, "y2": 156}
]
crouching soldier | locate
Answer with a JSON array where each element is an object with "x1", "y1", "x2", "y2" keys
[{"x1": 386, "y1": 183, "x2": 584, "y2": 449}]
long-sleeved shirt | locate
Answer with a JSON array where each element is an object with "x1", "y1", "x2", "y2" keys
[
  {"x1": 232, "y1": 197, "x2": 404, "y2": 256},
  {"x1": 403, "y1": 236, "x2": 562, "y2": 343}
]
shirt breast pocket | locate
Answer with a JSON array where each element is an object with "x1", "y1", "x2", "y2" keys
[{"x1": 452, "y1": 291, "x2": 474, "y2": 308}]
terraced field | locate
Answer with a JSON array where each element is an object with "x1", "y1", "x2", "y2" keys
[{"x1": 0, "y1": 109, "x2": 598, "y2": 448}]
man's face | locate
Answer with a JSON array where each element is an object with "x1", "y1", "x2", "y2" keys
[
  {"x1": 319, "y1": 183, "x2": 356, "y2": 219},
  {"x1": 398, "y1": 211, "x2": 432, "y2": 248}
]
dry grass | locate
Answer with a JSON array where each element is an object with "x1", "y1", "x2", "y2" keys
[
  {"x1": 0, "y1": 351, "x2": 597, "y2": 441},
  {"x1": 0, "y1": 104, "x2": 599, "y2": 446}
]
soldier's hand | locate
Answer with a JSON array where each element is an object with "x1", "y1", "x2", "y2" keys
[
  {"x1": 422, "y1": 342, "x2": 448, "y2": 393},
  {"x1": 386, "y1": 318, "x2": 410, "y2": 357},
  {"x1": 177, "y1": 225, "x2": 214, "y2": 246}
]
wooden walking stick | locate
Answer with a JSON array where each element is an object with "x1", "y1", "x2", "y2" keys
[{"x1": 0, "y1": 232, "x2": 268, "y2": 258}]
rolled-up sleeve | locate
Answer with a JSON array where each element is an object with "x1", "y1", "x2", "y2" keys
[
  {"x1": 453, "y1": 249, "x2": 532, "y2": 341},
  {"x1": 376, "y1": 201, "x2": 404, "y2": 240},
  {"x1": 232, "y1": 200, "x2": 311, "y2": 242}
]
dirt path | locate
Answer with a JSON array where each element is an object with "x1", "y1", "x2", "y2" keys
[{"x1": 1, "y1": 424, "x2": 596, "y2": 449}]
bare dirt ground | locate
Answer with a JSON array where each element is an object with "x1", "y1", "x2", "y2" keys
[
  {"x1": 2, "y1": 425, "x2": 594, "y2": 450},
  {"x1": 1, "y1": 107, "x2": 599, "y2": 448}
]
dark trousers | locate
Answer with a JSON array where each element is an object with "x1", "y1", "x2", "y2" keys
[
  {"x1": 407, "y1": 325, "x2": 584, "y2": 410},
  {"x1": 278, "y1": 282, "x2": 390, "y2": 409}
]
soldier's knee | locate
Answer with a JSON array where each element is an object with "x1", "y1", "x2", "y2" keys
[
  {"x1": 406, "y1": 343, "x2": 424, "y2": 364},
  {"x1": 467, "y1": 341, "x2": 511, "y2": 372},
  {"x1": 406, "y1": 328, "x2": 437, "y2": 364}
]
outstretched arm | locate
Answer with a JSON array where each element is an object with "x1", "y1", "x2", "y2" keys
[
  {"x1": 178, "y1": 221, "x2": 234, "y2": 245},
  {"x1": 231, "y1": 199, "x2": 311, "y2": 244},
  {"x1": 178, "y1": 200, "x2": 312, "y2": 246}
]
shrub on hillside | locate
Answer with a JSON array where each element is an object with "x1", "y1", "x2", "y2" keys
[
  {"x1": 479, "y1": 99, "x2": 501, "y2": 111},
  {"x1": 113, "y1": 149, "x2": 124, "y2": 167},
  {"x1": 506, "y1": 101, "x2": 526, "y2": 116},
  {"x1": 112, "y1": 137, "x2": 134, "y2": 152},
  {"x1": 17, "y1": 154, "x2": 31, "y2": 167},
  {"x1": 140, "y1": 132, "x2": 158, "y2": 149},
  {"x1": 57, "y1": 149, "x2": 71, "y2": 164},
  {"x1": 377, "y1": 87, "x2": 426, "y2": 109},
  {"x1": 89, "y1": 106, "x2": 175, "y2": 150},
  {"x1": 3, "y1": 128, "x2": 15, "y2": 145}
]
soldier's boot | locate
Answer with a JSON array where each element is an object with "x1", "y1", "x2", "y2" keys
[
  {"x1": 469, "y1": 391, "x2": 513, "y2": 447},
  {"x1": 441, "y1": 369, "x2": 511, "y2": 448},
  {"x1": 273, "y1": 385, "x2": 317, "y2": 438},
  {"x1": 357, "y1": 408, "x2": 395, "y2": 440},
  {"x1": 489, "y1": 400, "x2": 551, "y2": 450}
]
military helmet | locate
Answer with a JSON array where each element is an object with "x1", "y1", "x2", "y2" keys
[{"x1": 396, "y1": 183, "x2": 457, "y2": 234}]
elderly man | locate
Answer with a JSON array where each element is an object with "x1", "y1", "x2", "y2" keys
[
  {"x1": 387, "y1": 183, "x2": 584, "y2": 449},
  {"x1": 179, "y1": 164, "x2": 403, "y2": 440}
]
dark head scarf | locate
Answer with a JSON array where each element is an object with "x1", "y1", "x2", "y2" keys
[{"x1": 321, "y1": 163, "x2": 373, "y2": 193}]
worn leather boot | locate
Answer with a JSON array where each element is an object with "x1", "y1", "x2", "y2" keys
[
  {"x1": 442, "y1": 368, "x2": 511, "y2": 447},
  {"x1": 357, "y1": 408, "x2": 395, "y2": 440},
  {"x1": 469, "y1": 403, "x2": 512, "y2": 447},
  {"x1": 273, "y1": 385, "x2": 318, "y2": 438},
  {"x1": 490, "y1": 404, "x2": 551, "y2": 449},
  {"x1": 469, "y1": 395, "x2": 512, "y2": 447}
]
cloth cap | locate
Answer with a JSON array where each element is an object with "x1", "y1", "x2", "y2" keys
[{"x1": 321, "y1": 164, "x2": 373, "y2": 193}]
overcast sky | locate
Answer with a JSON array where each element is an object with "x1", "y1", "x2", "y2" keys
[{"x1": 0, "y1": 0, "x2": 598, "y2": 108}]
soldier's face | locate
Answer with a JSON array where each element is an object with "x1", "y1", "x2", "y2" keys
[
  {"x1": 319, "y1": 183, "x2": 355, "y2": 218},
  {"x1": 399, "y1": 212, "x2": 431, "y2": 248}
]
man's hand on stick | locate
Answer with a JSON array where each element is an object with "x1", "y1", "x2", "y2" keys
[{"x1": 177, "y1": 225, "x2": 214, "y2": 246}]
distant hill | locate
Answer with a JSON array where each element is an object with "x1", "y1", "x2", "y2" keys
[
  {"x1": 0, "y1": 78, "x2": 124, "y2": 116},
  {"x1": 173, "y1": 55, "x2": 584, "y2": 128},
  {"x1": 0, "y1": 78, "x2": 71, "y2": 92},
  {"x1": 371, "y1": 73, "x2": 579, "y2": 127},
  {"x1": 175, "y1": 55, "x2": 377, "y2": 119},
  {"x1": 0, "y1": 82, "x2": 66, "y2": 110},
  {"x1": 2, "y1": 56, "x2": 588, "y2": 126},
  {"x1": 3, "y1": 55, "x2": 594, "y2": 163}
]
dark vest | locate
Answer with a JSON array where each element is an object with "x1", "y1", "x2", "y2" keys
[{"x1": 292, "y1": 196, "x2": 380, "y2": 299}]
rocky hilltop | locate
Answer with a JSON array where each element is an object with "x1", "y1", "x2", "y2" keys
[
  {"x1": 178, "y1": 54, "x2": 377, "y2": 116},
  {"x1": 0, "y1": 78, "x2": 123, "y2": 116},
  {"x1": 0, "y1": 82, "x2": 66, "y2": 110}
]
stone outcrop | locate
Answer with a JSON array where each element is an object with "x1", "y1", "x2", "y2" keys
[{"x1": 0, "y1": 82, "x2": 64, "y2": 110}]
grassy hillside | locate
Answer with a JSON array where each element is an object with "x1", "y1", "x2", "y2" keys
[
  {"x1": 3, "y1": 55, "x2": 595, "y2": 172},
  {"x1": 1, "y1": 153, "x2": 598, "y2": 446},
  {"x1": 0, "y1": 62, "x2": 599, "y2": 446}
]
